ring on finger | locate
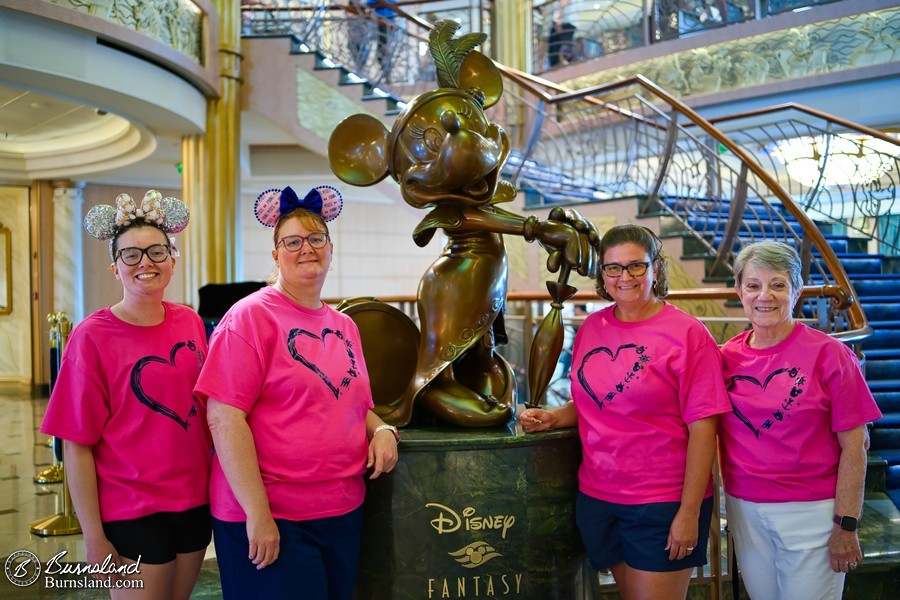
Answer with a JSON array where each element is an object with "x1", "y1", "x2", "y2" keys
[{"x1": 686, "y1": 546, "x2": 694, "y2": 551}]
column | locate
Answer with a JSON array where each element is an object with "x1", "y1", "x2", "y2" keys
[
  {"x1": 51, "y1": 180, "x2": 85, "y2": 323},
  {"x1": 203, "y1": 0, "x2": 242, "y2": 284},
  {"x1": 493, "y1": 0, "x2": 533, "y2": 73}
]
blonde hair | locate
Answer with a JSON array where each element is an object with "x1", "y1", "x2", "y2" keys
[{"x1": 267, "y1": 208, "x2": 330, "y2": 286}]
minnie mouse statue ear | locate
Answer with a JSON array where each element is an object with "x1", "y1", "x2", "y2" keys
[{"x1": 253, "y1": 185, "x2": 344, "y2": 227}]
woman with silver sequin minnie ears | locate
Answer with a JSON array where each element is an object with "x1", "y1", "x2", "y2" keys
[
  {"x1": 194, "y1": 185, "x2": 398, "y2": 600},
  {"x1": 41, "y1": 190, "x2": 212, "y2": 599}
]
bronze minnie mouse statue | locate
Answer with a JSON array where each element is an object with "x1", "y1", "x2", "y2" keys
[{"x1": 329, "y1": 21, "x2": 599, "y2": 427}]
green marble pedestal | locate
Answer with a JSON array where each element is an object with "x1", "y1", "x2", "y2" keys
[{"x1": 357, "y1": 422, "x2": 585, "y2": 599}]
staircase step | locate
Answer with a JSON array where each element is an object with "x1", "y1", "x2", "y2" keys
[
  {"x1": 873, "y1": 448, "x2": 900, "y2": 466},
  {"x1": 863, "y1": 328, "x2": 900, "y2": 351},
  {"x1": 865, "y1": 349, "x2": 900, "y2": 360},
  {"x1": 869, "y1": 379, "x2": 900, "y2": 392},
  {"x1": 888, "y1": 464, "x2": 900, "y2": 489},
  {"x1": 854, "y1": 278, "x2": 900, "y2": 296},
  {"x1": 686, "y1": 216, "x2": 805, "y2": 236},
  {"x1": 873, "y1": 413, "x2": 900, "y2": 428},
  {"x1": 839, "y1": 257, "x2": 887, "y2": 275},
  {"x1": 862, "y1": 304, "x2": 900, "y2": 321},
  {"x1": 867, "y1": 320, "x2": 900, "y2": 329},
  {"x1": 874, "y1": 392, "x2": 900, "y2": 413},
  {"x1": 871, "y1": 426, "x2": 900, "y2": 450},
  {"x1": 866, "y1": 362, "x2": 900, "y2": 381}
]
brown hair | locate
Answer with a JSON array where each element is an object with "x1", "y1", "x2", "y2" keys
[
  {"x1": 595, "y1": 224, "x2": 669, "y2": 301},
  {"x1": 110, "y1": 221, "x2": 169, "y2": 261}
]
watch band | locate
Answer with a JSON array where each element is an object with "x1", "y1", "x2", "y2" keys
[
  {"x1": 833, "y1": 514, "x2": 858, "y2": 531},
  {"x1": 373, "y1": 424, "x2": 401, "y2": 443}
]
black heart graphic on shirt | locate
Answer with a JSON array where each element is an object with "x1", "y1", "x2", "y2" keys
[
  {"x1": 287, "y1": 327, "x2": 357, "y2": 400},
  {"x1": 727, "y1": 367, "x2": 803, "y2": 438},
  {"x1": 576, "y1": 343, "x2": 647, "y2": 410},
  {"x1": 131, "y1": 341, "x2": 199, "y2": 431}
]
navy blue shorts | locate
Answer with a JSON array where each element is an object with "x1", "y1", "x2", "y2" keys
[
  {"x1": 102, "y1": 504, "x2": 212, "y2": 564},
  {"x1": 213, "y1": 505, "x2": 364, "y2": 600},
  {"x1": 576, "y1": 492, "x2": 714, "y2": 572}
]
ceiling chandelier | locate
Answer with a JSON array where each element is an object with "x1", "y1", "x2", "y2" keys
[{"x1": 767, "y1": 133, "x2": 899, "y2": 187}]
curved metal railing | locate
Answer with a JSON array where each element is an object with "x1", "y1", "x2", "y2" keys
[
  {"x1": 241, "y1": 0, "x2": 869, "y2": 339},
  {"x1": 489, "y1": 69, "x2": 867, "y2": 334},
  {"x1": 698, "y1": 103, "x2": 900, "y2": 257}
]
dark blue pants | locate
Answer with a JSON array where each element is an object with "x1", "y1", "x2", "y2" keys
[{"x1": 213, "y1": 506, "x2": 364, "y2": 600}]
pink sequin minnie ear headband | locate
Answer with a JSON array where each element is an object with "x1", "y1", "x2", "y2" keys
[{"x1": 253, "y1": 185, "x2": 343, "y2": 227}]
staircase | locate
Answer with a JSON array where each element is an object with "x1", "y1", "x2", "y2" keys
[{"x1": 859, "y1": 267, "x2": 900, "y2": 508}]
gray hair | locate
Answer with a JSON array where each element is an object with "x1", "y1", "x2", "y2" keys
[{"x1": 733, "y1": 241, "x2": 803, "y2": 294}]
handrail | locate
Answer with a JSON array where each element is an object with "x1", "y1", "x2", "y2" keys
[
  {"x1": 701, "y1": 102, "x2": 900, "y2": 146},
  {"x1": 325, "y1": 284, "x2": 855, "y2": 310}
]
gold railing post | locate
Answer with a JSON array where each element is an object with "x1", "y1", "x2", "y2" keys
[
  {"x1": 33, "y1": 313, "x2": 63, "y2": 485},
  {"x1": 31, "y1": 313, "x2": 81, "y2": 536}
]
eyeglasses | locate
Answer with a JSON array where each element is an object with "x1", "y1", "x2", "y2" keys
[
  {"x1": 116, "y1": 244, "x2": 171, "y2": 266},
  {"x1": 276, "y1": 233, "x2": 330, "y2": 252},
  {"x1": 601, "y1": 261, "x2": 651, "y2": 278}
]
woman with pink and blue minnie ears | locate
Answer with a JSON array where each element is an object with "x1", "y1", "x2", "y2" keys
[
  {"x1": 41, "y1": 190, "x2": 212, "y2": 599},
  {"x1": 194, "y1": 185, "x2": 399, "y2": 600},
  {"x1": 520, "y1": 224, "x2": 731, "y2": 600},
  {"x1": 720, "y1": 241, "x2": 882, "y2": 599}
]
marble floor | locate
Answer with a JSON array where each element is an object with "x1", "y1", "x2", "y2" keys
[{"x1": 0, "y1": 384, "x2": 220, "y2": 599}]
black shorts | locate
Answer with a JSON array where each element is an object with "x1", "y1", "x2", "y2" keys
[
  {"x1": 103, "y1": 504, "x2": 212, "y2": 564},
  {"x1": 576, "y1": 493, "x2": 714, "y2": 572}
]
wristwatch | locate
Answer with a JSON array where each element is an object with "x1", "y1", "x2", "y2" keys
[
  {"x1": 373, "y1": 424, "x2": 401, "y2": 443},
  {"x1": 833, "y1": 514, "x2": 858, "y2": 531}
]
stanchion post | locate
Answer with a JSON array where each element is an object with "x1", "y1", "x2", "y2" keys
[
  {"x1": 31, "y1": 313, "x2": 81, "y2": 536},
  {"x1": 34, "y1": 313, "x2": 63, "y2": 484}
]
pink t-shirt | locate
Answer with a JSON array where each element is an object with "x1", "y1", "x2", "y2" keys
[
  {"x1": 193, "y1": 286, "x2": 374, "y2": 522},
  {"x1": 40, "y1": 303, "x2": 211, "y2": 522},
  {"x1": 570, "y1": 303, "x2": 731, "y2": 504},
  {"x1": 719, "y1": 323, "x2": 882, "y2": 503}
]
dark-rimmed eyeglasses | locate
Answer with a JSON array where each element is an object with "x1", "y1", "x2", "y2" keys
[
  {"x1": 276, "y1": 233, "x2": 330, "y2": 252},
  {"x1": 601, "y1": 261, "x2": 651, "y2": 278},
  {"x1": 116, "y1": 244, "x2": 171, "y2": 266}
]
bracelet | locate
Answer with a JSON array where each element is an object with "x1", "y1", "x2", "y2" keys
[{"x1": 373, "y1": 424, "x2": 401, "y2": 443}]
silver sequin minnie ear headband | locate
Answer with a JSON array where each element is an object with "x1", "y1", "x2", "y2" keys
[{"x1": 83, "y1": 190, "x2": 190, "y2": 259}]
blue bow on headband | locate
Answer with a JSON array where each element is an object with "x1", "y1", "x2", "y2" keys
[{"x1": 280, "y1": 186, "x2": 323, "y2": 217}]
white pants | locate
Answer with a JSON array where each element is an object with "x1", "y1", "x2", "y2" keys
[{"x1": 725, "y1": 494, "x2": 845, "y2": 600}]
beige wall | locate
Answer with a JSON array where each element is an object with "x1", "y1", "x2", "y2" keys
[
  {"x1": 239, "y1": 190, "x2": 439, "y2": 299},
  {"x1": 0, "y1": 185, "x2": 32, "y2": 382}
]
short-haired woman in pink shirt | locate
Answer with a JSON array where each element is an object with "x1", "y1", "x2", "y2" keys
[
  {"x1": 719, "y1": 241, "x2": 882, "y2": 599},
  {"x1": 194, "y1": 186, "x2": 399, "y2": 600},
  {"x1": 520, "y1": 224, "x2": 731, "y2": 599}
]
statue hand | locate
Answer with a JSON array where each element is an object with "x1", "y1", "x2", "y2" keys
[{"x1": 534, "y1": 207, "x2": 600, "y2": 278}]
